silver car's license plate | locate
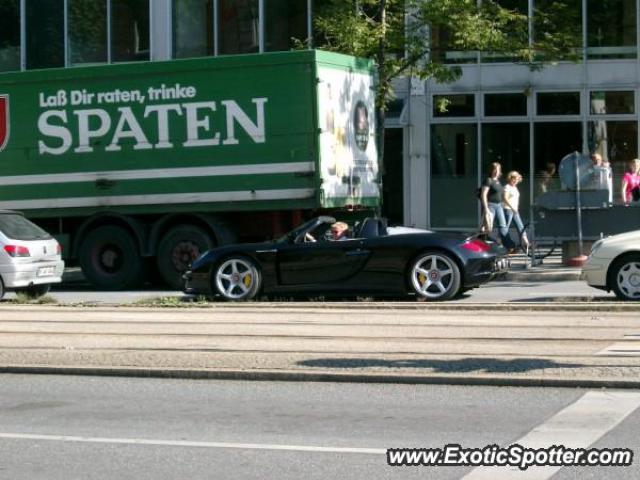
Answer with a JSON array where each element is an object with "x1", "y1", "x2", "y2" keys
[{"x1": 37, "y1": 266, "x2": 55, "y2": 277}]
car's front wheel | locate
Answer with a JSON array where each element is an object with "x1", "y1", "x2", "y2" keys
[
  {"x1": 213, "y1": 256, "x2": 261, "y2": 301},
  {"x1": 610, "y1": 254, "x2": 640, "y2": 301},
  {"x1": 408, "y1": 251, "x2": 461, "y2": 301}
]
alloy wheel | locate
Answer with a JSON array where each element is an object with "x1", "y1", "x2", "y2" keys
[
  {"x1": 215, "y1": 258, "x2": 260, "y2": 300},
  {"x1": 410, "y1": 253, "x2": 460, "y2": 300}
]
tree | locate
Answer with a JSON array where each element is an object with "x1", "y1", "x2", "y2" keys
[{"x1": 314, "y1": 0, "x2": 580, "y2": 158}]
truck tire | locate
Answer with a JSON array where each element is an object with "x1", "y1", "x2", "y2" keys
[
  {"x1": 157, "y1": 225, "x2": 214, "y2": 289},
  {"x1": 79, "y1": 225, "x2": 144, "y2": 290}
]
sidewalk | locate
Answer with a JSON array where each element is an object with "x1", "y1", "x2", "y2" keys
[
  {"x1": 0, "y1": 306, "x2": 638, "y2": 389},
  {"x1": 501, "y1": 254, "x2": 583, "y2": 282}
]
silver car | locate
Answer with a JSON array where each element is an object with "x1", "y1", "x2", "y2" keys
[
  {"x1": 0, "y1": 210, "x2": 64, "y2": 299},
  {"x1": 583, "y1": 230, "x2": 640, "y2": 301}
]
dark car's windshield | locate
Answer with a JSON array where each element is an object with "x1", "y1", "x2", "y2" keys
[
  {"x1": 0, "y1": 214, "x2": 52, "y2": 241},
  {"x1": 277, "y1": 216, "x2": 336, "y2": 243}
]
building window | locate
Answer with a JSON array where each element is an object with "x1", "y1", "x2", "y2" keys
[
  {"x1": 587, "y1": 0, "x2": 637, "y2": 59},
  {"x1": 536, "y1": 92, "x2": 580, "y2": 116},
  {"x1": 26, "y1": 0, "x2": 65, "y2": 69},
  {"x1": 111, "y1": 0, "x2": 150, "y2": 62},
  {"x1": 534, "y1": 123, "x2": 581, "y2": 199},
  {"x1": 219, "y1": 0, "x2": 259, "y2": 54},
  {"x1": 433, "y1": 95, "x2": 475, "y2": 117},
  {"x1": 430, "y1": 28, "x2": 477, "y2": 64},
  {"x1": 431, "y1": 124, "x2": 478, "y2": 228},
  {"x1": 481, "y1": 0, "x2": 529, "y2": 63},
  {"x1": 590, "y1": 91, "x2": 635, "y2": 115},
  {"x1": 588, "y1": 120, "x2": 638, "y2": 200},
  {"x1": 484, "y1": 93, "x2": 527, "y2": 116},
  {"x1": 0, "y1": 0, "x2": 20, "y2": 72},
  {"x1": 482, "y1": 123, "x2": 530, "y2": 218},
  {"x1": 265, "y1": 0, "x2": 307, "y2": 51},
  {"x1": 173, "y1": 0, "x2": 213, "y2": 58},
  {"x1": 534, "y1": 0, "x2": 583, "y2": 61},
  {"x1": 69, "y1": 0, "x2": 108, "y2": 66}
]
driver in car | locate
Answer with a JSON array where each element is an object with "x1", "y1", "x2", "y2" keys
[
  {"x1": 329, "y1": 221, "x2": 350, "y2": 241},
  {"x1": 305, "y1": 221, "x2": 351, "y2": 242}
]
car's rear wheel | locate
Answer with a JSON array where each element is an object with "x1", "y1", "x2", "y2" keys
[
  {"x1": 0, "y1": 277, "x2": 5, "y2": 300},
  {"x1": 610, "y1": 254, "x2": 640, "y2": 301},
  {"x1": 408, "y1": 251, "x2": 461, "y2": 301},
  {"x1": 213, "y1": 256, "x2": 261, "y2": 301},
  {"x1": 15, "y1": 284, "x2": 51, "y2": 299}
]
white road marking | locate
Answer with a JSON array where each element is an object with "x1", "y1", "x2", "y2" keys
[
  {"x1": 596, "y1": 335, "x2": 640, "y2": 356},
  {"x1": 0, "y1": 432, "x2": 384, "y2": 455},
  {"x1": 463, "y1": 390, "x2": 640, "y2": 479}
]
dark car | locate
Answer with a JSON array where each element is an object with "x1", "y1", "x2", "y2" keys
[{"x1": 183, "y1": 216, "x2": 508, "y2": 301}]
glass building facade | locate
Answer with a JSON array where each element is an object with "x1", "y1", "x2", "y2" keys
[
  {"x1": 2, "y1": 0, "x2": 639, "y2": 232},
  {"x1": 0, "y1": 0, "x2": 311, "y2": 72},
  {"x1": 416, "y1": 0, "x2": 640, "y2": 231}
]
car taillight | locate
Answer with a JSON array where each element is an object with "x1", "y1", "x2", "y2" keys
[
  {"x1": 461, "y1": 239, "x2": 491, "y2": 253},
  {"x1": 56, "y1": 243, "x2": 62, "y2": 255},
  {"x1": 4, "y1": 245, "x2": 31, "y2": 257}
]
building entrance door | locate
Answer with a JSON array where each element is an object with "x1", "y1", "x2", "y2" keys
[{"x1": 381, "y1": 129, "x2": 404, "y2": 225}]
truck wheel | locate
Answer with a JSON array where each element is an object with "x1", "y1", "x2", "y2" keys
[
  {"x1": 15, "y1": 284, "x2": 51, "y2": 299},
  {"x1": 157, "y1": 225, "x2": 214, "y2": 289},
  {"x1": 408, "y1": 251, "x2": 461, "y2": 301},
  {"x1": 213, "y1": 256, "x2": 261, "y2": 301},
  {"x1": 79, "y1": 225, "x2": 144, "y2": 290}
]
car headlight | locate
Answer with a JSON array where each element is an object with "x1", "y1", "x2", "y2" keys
[{"x1": 589, "y1": 239, "x2": 604, "y2": 258}]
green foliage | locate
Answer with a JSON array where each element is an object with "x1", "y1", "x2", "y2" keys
[
  {"x1": 12, "y1": 294, "x2": 57, "y2": 305},
  {"x1": 133, "y1": 295, "x2": 211, "y2": 307},
  {"x1": 315, "y1": 0, "x2": 580, "y2": 109}
]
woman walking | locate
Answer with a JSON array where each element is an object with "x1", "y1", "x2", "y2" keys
[
  {"x1": 621, "y1": 158, "x2": 640, "y2": 205},
  {"x1": 503, "y1": 171, "x2": 530, "y2": 251},
  {"x1": 480, "y1": 162, "x2": 515, "y2": 251}
]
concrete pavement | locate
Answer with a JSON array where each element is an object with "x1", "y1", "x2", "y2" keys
[{"x1": 0, "y1": 306, "x2": 638, "y2": 388}]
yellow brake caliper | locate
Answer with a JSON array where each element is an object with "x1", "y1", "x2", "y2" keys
[
  {"x1": 243, "y1": 274, "x2": 252, "y2": 288},
  {"x1": 418, "y1": 272, "x2": 427, "y2": 286}
]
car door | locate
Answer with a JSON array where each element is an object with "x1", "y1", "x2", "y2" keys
[{"x1": 276, "y1": 238, "x2": 371, "y2": 286}]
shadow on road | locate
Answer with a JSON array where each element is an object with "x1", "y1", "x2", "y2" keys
[{"x1": 297, "y1": 357, "x2": 583, "y2": 373}]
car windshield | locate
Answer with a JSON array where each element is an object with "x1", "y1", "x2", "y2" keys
[
  {"x1": 0, "y1": 214, "x2": 52, "y2": 241},
  {"x1": 277, "y1": 217, "x2": 334, "y2": 243}
]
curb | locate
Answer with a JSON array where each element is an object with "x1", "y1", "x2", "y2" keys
[
  {"x1": 1, "y1": 365, "x2": 639, "y2": 390},
  {"x1": 501, "y1": 271, "x2": 582, "y2": 282},
  {"x1": 1, "y1": 302, "x2": 638, "y2": 311}
]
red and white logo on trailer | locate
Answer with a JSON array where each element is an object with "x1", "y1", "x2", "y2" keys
[{"x1": 0, "y1": 95, "x2": 9, "y2": 152}]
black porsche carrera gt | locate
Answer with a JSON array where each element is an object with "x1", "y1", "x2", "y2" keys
[{"x1": 183, "y1": 216, "x2": 508, "y2": 301}]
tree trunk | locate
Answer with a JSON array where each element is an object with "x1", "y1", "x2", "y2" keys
[{"x1": 375, "y1": 0, "x2": 387, "y2": 216}]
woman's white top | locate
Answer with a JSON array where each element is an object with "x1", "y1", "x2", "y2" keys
[{"x1": 503, "y1": 184, "x2": 519, "y2": 211}]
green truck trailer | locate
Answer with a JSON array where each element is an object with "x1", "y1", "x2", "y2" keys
[{"x1": 0, "y1": 50, "x2": 379, "y2": 289}]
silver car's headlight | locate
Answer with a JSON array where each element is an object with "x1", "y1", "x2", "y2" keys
[{"x1": 589, "y1": 239, "x2": 605, "y2": 258}]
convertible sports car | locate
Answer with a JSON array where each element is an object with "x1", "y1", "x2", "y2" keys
[{"x1": 183, "y1": 216, "x2": 508, "y2": 301}]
